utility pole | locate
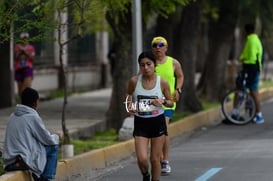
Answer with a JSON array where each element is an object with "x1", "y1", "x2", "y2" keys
[{"x1": 132, "y1": 0, "x2": 143, "y2": 75}]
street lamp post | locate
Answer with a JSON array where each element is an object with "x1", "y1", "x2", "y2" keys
[{"x1": 132, "y1": 0, "x2": 143, "y2": 75}]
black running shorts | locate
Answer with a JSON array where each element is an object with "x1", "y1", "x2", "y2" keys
[{"x1": 133, "y1": 114, "x2": 167, "y2": 138}]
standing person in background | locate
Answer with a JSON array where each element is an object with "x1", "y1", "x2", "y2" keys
[
  {"x1": 126, "y1": 51, "x2": 173, "y2": 181},
  {"x1": 14, "y1": 32, "x2": 35, "y2": 95},
  {"x1": 151, "y1": 36, "x2": 184, "y2": 175},
  {"x1": 238, "y1": 23, "x2": 264, "y2": 123},
  {"x1": 107, "y1": 46, "x2": 116, "y2": 76},
  {"x1": 2, "y1": 87, "x2": 59, "y2": 181}
]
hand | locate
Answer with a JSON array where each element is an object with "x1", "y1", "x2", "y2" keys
[
  {"x1": 174, "y1": 91, "x2": 180, "y2": 102},
  {"x1": 53, "y1": 131, "x2": 62, "y2": 138},
  {"x1": 153, "y1": 98, "x2": 165, "y2": 107},
  {"x1": 127, "y1": 102, "x2": 137, "y2": 113}
]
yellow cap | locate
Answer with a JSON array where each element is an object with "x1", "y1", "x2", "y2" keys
[{"x1": 151, "y1": 36, "x2": 168, "y2": 46}]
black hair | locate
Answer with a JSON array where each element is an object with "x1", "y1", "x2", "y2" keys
[
  {"x1": 21, "y1": 87, "x2": 39, "y2": 107},
  {"x1": 138, "y1": 51, "x2": 156, "y2": 65},
  {"x1": 245, "y1": 23, "x2": 255, "y2": 34}
]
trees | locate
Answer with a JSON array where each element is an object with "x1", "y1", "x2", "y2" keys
[
  {"x1": 2, "y1": 0, "x2": 273, "y2": 133},
  {"x1": 172, "y1": 1, "x2": 203, "y2": 112},
  {"x1": 104, "y1": 1, "x2": 133, "y2": 130},
  {"x1": 0, "y1": 1, "x2": 13, "y2": 108},
  {"x1": 0, "y1": 0, "x2": 53, "y2": 108},
  {"x1": 104, "y1": 0, "x2": 193, "y2": 130},
  {"x1": 50, "y1": 0, "x2": 106, "y2": 144},
  {"x1": 0, "y1": 28, "x2": 13, "y2": 108},
  {"x1": 152, "y1": 1, "x2": 203, "y2": 113},
  {"x1": 0, "y1": 0, "x2": 106, "y2": 143},
  {"x1": 197, "y1": 0, "x2": 273, "y2": 102},
  {"x1": 197, "y1": 0, "x2": 240, "y2": 102}
]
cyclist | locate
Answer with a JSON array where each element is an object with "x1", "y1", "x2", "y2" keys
[{"x1": 232, "y1": 23, "x2": 264, "y2": 124}]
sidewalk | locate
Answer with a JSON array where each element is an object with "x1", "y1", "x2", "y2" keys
[{"x1": 0, "y1": 88, "x2": 112, "y2": 152}]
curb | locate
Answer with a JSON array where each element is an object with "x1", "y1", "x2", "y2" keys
[{"x1": 1, "y1": 87, "x2": 273, "y2": 181}]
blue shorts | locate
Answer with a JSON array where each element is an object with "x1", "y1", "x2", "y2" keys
[
  {"x1": 247, "y1": 72, "x2": 260, "y2": 91},
  {"x1": 164, "y1": 110, "x2": 175, "y2": 120}
]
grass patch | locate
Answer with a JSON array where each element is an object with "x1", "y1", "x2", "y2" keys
[
  {"x1": 202, "y1": 101, "x2": 220, "y2": 110},
  {"x1": 260, "y1": 79, "x2": 273, "y2": 89},
  {"x1": 47, "y1": 90, "x2": 74, "y2": 99},
  {"x1": 71, "y1": 139, "x2": 118, "y2": 155},
  {"x1": 0, "y1": 159, "x2": 3, "y2": 175},
  {"x1": 172, "y1": 112, "x2": 191, "y2": 122},
  {"x1": 61, "y1": 128, "x2": 119, "y2": 156}
]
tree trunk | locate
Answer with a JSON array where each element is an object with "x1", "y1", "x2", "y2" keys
[
  {"x1": 60, "y1": 57, "x2": 70, "y2": 144},
  {"x1": 155, "y1": 1, "x2": 203, "y2": 113},
  {"x1": 56, "y1": 8, "x2": 70, "y2": 144},
  {"x1": 155, "y1": 12, "x2": 181, "y2": 55},
  {"x1": 174, "y1": 1, "x2": 203, "y2": 112},
  {"x1": 0, "y1": 29, "x2": 14, "y2": 108},
  {"x1": 197, "y1": 1, "x2": 239, "y2": 102},
  {"x1": 105, "y1": 7, "x2": 133, "y2": 131}
]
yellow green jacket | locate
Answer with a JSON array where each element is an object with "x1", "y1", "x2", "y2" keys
[{"x1": 240, "y1": 34, "x2": 263, "y2": 71}]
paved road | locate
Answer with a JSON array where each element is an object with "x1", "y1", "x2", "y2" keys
[{"x1": 94, "y1": 96, "x2": 273, "y2": 181}]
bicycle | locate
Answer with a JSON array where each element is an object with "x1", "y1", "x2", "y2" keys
[{"x1": 221, "y1": 72, "x2": 257, "y2": 125}]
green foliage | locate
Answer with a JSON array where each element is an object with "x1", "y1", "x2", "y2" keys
[
  {"x1": 101, "y1": 0, "x2": 193, "y2": 29},
  {"x1": 237, "y1": 0, "x2": 273, "y2": 37},
  {"x1": 101, "y1": 0, "x2": 131, "y2": 13},
  {"x1": 201, "y1": 1, "x2": 219, "y2": 22},
  {"x1": 0, "y1": 0, "x2": 109, "y2": 44},
  {"x1": 149, "y1": 0, "x2": 192, "y2": 16},
  {"x1": 0, "y1": 0, "x2": 56, "y2": 43},
  {"x1": 70, "y1": 1, "x2": 107, "y2": 34},
  {"x1": 142, "y1": 0, "x2": 193, "y2": 20}
]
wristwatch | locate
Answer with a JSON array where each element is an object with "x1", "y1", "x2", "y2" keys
[{"x1": 176, "y1": 88, "x2": 182, "y2": 94}]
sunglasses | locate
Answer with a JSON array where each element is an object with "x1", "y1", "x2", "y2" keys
[{"x1": 152, "y1": 42, "x2": 165, "y2": 48}]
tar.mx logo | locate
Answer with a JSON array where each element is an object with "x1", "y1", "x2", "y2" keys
[{"x1": 123, "y1": 95, "x2": 152, "y2": 113}]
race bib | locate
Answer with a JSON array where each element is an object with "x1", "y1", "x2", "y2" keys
[{"x1": 137, "y1": 95, "x2": 159, "y2": 115}]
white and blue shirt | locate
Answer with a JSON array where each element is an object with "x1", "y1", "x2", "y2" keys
[{"x1": 133, "y1": 75, "x2": 164, "y2": 118}]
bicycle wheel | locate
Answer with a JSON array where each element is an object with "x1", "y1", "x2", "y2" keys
[{"x1": 221, "y1": 89, "x2": 256, "y2": 125}]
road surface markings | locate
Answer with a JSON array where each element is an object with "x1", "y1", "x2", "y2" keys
[{"x1": 194, "y1": 168, "x2": 222, "y2": 181}]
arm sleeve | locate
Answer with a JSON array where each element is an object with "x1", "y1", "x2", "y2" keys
[{"x1": 30, "y1": 115, "x2": 59, "y2": 146}]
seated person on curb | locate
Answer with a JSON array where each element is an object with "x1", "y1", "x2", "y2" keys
[{"x1": 2, "y1": 87, "x2": 59, "y2": 181}]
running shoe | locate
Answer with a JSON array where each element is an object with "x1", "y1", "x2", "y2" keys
[
  {"x1": 231, "y1": 113, "x2": 239, "y2": 120},
  {"x1": 254, "y1": 115, "x2": 264, "y2": 124},
  {"x1": 142, "y1": 172, "x2": 150, "y2": 181},
  {"x1": 161, "y1": 160, "x2": 171, "y2": 175}
]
